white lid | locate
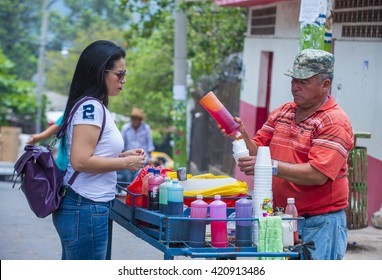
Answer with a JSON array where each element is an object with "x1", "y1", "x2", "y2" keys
[
  {"x1": 196, "y1": 194, "x2": 203, "y2": 199},
  {"x1": 287, "y1": 197, "x2": 295, "y2": 204},
  {"x1": 214, "y1": 194, "x2": 221, "y2": 200}
]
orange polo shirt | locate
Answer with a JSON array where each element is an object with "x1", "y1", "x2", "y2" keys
[{"x1": 253, "y1": 96, "x2": 353, "y2": 216}]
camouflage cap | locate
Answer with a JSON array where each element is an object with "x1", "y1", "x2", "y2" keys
[{"x1": 284, "y1": 49, "x2": 334, "y2": 79}]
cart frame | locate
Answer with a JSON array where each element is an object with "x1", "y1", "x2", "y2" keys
[{"x1": 107, "y1": 184, "x2": 304, "y2": 260}]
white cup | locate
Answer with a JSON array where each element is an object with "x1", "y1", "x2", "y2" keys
[
  {"x1": 255, "y1": 146, "x2": 272, "y2": 166},
  {"x1": 233, "y1": 150, "x2": 250, "y2": 163}
]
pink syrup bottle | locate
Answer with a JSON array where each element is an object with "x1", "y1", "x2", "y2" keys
[
  {"x1": 189, "y1": 195, "x2": 208, "y2": 247},
  {"x1": 210, "y1": 195, "x2": 228, "y2": 248},
  {"x1": 199, "y1": 91, "x2": 241, "y2": 138},
  {"x1": 142, "y1": 167, "x2": 155, "y2": 208}
]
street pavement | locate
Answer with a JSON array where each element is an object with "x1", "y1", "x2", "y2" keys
[{"x1": 0, "y1": 180, "x2": 381, "y2": 260}]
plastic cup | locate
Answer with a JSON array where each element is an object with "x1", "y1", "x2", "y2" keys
[
  {"x1": 254, "y1": 180, "x2": 272, "y2": 186},
  {"x1": 232, "y1": 139, "x2": 247, "y2": 154},
  {"x1": 233, "y1": 150, "x2": 250, "y2": 163},
  {"x1": 253, "y1": 191, "x2": 273, "y2": 197},
  {"x1": 254, "y1": 182, "x2": 272, "y2": 187},
  {"x1": 254, "y1": 166, "x2": 272, "y2": 171},
  {"x1": 255, "y1": 146, "x2": 272, "y2": 166}
]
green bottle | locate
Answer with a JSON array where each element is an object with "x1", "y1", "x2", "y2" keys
[{"x1": 159, "y1": 176, "x2": 171, "y2": 214}]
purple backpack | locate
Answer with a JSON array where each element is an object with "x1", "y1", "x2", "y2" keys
[{"x1": 13, "y1": 97, "x2": 106, "y2": 218}]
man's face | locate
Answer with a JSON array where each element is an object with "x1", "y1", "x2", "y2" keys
[
  {"x1": 291, "y1": 75, "x2": 330, "y2": 109},
  {"x1": 131, "y1": 117, "x2": 142, "y2": 129}
]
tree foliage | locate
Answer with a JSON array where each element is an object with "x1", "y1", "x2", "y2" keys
[
  {"x1": 120, "y1": 0, "x2": 247, "y2": 80},
  {"x1": 0, "y1": 50, "x2": 38, "y2": 130},
  {"x1": 0, "y1": 0, "x2": 41, "y2": 80},
  {"x1": 45, "y1": 20, "x2": 126, "y2": 96}
]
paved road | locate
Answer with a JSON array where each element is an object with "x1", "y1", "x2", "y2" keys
[
  {"x1": 0, "y1": 181, "x2": 163, "y2": 260},
  {"x1": 1, "y1": 180, "x2": 381, "y2": 260}
]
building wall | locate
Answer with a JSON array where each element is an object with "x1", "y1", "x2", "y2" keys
[{"x1": 237, "y1": 0, "x2": 382, "y2": 222}]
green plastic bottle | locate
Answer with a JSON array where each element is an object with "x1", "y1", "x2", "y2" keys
[{"x1": 159, "y1": 176, "x2": 171, "y2": 214}]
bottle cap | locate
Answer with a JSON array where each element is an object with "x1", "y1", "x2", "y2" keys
[
  {"x1": 164, "y1": 176, "x2": 171, "y2": 181},
  {"x1": 235, "y1": 131, "x2": 242, "y2": 139},
  {"x1": 287, "y1": 197, "x2": 295, "y2": 204},
  {"x1": 196, "y1": 194, "x2": 203, "y2": 199},
  {"x1": 173, "y1": 179, "x2": 179, "y2": 184},
  {"x1": 148, "y1": 167, "x2": 155, "y2": 173},
  {"x1": 154, "y1": 169, "x2": 160, "y2": 175},
  {"x1": 214, "y1": 194, "x2": 221, "y2": 200}
]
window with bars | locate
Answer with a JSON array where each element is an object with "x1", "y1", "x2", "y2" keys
[
  {"x1": 334, "y1": 0, "x2": 382, "y2": 38},
  {"x1": 250, "y1": 6, "x2": 276, "y2": 36}
]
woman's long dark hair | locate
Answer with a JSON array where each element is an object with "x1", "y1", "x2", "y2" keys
[{"x1": 61, "y1": 40, "x2": 126, "y2": 127}]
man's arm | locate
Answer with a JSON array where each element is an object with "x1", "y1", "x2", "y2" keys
[
  {"x1": 275, "y1": 161, "x2": 329, "y2": 185},
  {"x1": 237, "y1": 156, "x2": 329, "y2": 185}
]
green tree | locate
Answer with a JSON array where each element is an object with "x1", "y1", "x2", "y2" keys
[
  {"x1": 45, "y1": 20, "x2": 126, "y2": 95},
  {"x1": 0, "y1": 0, "x2": 41, "y2": 80},
  {"x1": 121, "y1": 0, "x2": 247, "y2": 79},
  {"x1": 0, "y1": 50, "x2": 39, "y2": 132}
]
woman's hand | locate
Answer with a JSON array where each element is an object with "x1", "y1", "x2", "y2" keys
[
  {"x1": 119, "y1": 148, "x2": 145, "y2": 158},
  {"x1": 123, "y1": 154, "x2": 145, "y2": 172},
  {"x1": 27, "y1": 135, "x2": 38, "y2": 145},
  {"x1": 237, "y1": 156, "x2": 256, "y2": 176}
]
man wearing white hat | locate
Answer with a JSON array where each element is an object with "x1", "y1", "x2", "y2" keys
[{"x1": 120, "y1": 107, "x2": 154, "y2": 183}]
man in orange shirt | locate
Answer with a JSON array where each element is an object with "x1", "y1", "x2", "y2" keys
[{"x1": 223, "y1": 49, "x2": 353, "y2": 259}]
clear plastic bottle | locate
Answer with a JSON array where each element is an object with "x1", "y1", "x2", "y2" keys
[
  {"x1": 159, "y1": 177, "x2": 171, "y2": 214},
  {"x1": 189, "y1": 195, "x2": 208, "y2": 247},
  {"x1": 142, "y1": 168, "x2": 155, "y2": 208},
  {"x1": 167, "y1": 179, "x2": 184, "y2": 216},
  {"x1": 210, "y1": 195, "x2": 228, "y2": 248},
  {"x1": 148, "y1": 169, "x2": 164, "y2": 211},
  {"x1": 235, "y1": 195, "x2": 253, "y2": 247},
  {"x1": 285, "y1": 197, "x2": 298, "y2": 244}
]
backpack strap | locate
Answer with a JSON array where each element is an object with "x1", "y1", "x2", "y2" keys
[{"x1": 58, "y1": 97, "x2": 107, "y2": 186}]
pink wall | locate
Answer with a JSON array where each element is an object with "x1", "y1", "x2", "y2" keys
[{"x1": 367, "y1": 155, "x2": 382, "y2": 224}]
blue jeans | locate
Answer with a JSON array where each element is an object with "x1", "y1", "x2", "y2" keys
[
  {"x1": 302, "y1": 209, "x2": 348, "y2": 260},
  {"x1": 52, "y1": 188, "x2": 111, "y2": 260}
]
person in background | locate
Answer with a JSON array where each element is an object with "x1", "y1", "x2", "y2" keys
[
  {"x1": 120, "y1": 107, "x2": 155, "y2": 183},
  {"x1": 27, "y1": 114, "x2": 68, "y2": 174},
  {"x1": 53, "y1": 40, "x2": 145, "y2": 260},
  {"x1": 221, "y1": 49, "x2": 353, "y2": 260}
]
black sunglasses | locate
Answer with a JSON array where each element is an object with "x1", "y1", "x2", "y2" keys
[{"x1": 105, "y1": 69, "x2": 126, "y2": 81}]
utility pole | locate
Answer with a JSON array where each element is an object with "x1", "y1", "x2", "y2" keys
[
  {"x1": 36, "y1": 0, "x2": 56, "y2": 133},
  {"x1": 172, "y1": 0, "x2": 188, "y2": 169},
  {"x1": 299, "y1": 0, "x2": 333, "y2": 52}
]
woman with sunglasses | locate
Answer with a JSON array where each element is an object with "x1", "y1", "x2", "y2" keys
[{"x1": 53, "y1": 40, "x2": 145, "y2": 260}]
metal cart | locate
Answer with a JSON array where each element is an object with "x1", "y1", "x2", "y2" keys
[{"x1": 107, "y1": 184, "x2": 304, "y2": 260}]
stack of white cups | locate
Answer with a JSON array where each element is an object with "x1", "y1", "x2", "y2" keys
[{"x1": 252, "y1": 146, "x2": 273, "y2": 245}]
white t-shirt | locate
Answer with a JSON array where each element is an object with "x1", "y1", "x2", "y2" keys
[{"x1": 63, "y1": 98, "x2": 124, "y2": 202}]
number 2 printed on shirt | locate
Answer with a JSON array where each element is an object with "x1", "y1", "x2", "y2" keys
[{"x1": 83, "y1": 104, "x2": 95, "y2": 120}]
